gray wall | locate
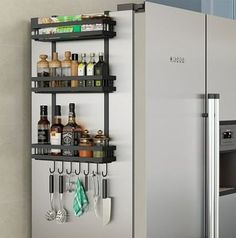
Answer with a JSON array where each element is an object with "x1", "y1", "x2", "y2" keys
[
  {"x1": 0, "y1": 1, "x2": 139, "y2": 237},
  {"x1": 147, "y1": 0, "x2": 202, "y2": 11}
]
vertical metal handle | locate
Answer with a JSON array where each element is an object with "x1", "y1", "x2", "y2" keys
[{"x1": 207, "y1": 94, "x2": 219, "y2": 238}]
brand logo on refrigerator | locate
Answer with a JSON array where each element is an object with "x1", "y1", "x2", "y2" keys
[{"x1": 170, "y1": 56, "x2": 185, "y2": 64}]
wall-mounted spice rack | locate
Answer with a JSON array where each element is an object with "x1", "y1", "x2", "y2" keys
[{"x1": 31, "y1": 12, "x2": 117, "y2": 167}]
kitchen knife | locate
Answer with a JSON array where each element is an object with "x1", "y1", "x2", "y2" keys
[{"x1": 102, "y1": 179, "x2": 111, "y2": 225}]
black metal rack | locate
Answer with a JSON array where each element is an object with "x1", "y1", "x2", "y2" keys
[
  {"x1": 31, "y1": 13, "x2": 116, "y2": 168},
  {"x1": 31, "y1": 17, "x2": 116, "y2": 42},
  {"x1": 31, "y1": 76, "x2": 116, "y2": 93}
]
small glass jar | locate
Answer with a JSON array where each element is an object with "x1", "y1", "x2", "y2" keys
[
  {"x1": 61, "y1": 51, "x2": 72, "y2": 87},
  {"x1": 37, "y1": 54, "x2": 50, "y2": 88},
  {"x1": 93, "y1": 130, "x2": 109, "y2": 158},
  {"x1": 49, "y1": 52, "x2": 62, "y2": 87},
  {"x1": 79, "y1": 129, "x2": 93, "y2": 158}
]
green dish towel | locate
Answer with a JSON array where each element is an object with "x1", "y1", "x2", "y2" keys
[{"x1": 73, "y1": 178, "x2": 89, "y2": 217}]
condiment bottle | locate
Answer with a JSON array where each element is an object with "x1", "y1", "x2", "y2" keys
[
  {"x1": 49, "y1": 52, "x2": 62, "y2": 87},
  {"x1": 79, "y1": 129, "x2": 93, "y2": 158},
  {"x1": 93, "y1": 130, "x2": 108, "y2": 158},
  {"x1": 71, "y1": 53, "x2": 79, "y2": 88},
  {"x1": 37, "y1": 54, "x2": 50, "y2": 88},
  {"x1": 61, "y1": 51, "x2": 72, "y2": 87}
]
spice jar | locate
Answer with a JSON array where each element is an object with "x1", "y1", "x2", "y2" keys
[
  {"x1": 61, "y1": 51, "x2": 72, "y2": 87},
  {"x1": 79, "y1": 129, "x2": 93, "y2": 158},
  {"x1": 37, "y1": 54, "x2": 50, "y2": 88},
  {"x1": 49, "y1": 52, "x2": 62, "y2": 87},
  {"x1": 93, "y1": 130, "x2": 108, "y2": 158}
]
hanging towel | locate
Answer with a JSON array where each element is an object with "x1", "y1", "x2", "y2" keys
[{"x1": 73, "y1": 178, "x2": 89, "y2": 217}]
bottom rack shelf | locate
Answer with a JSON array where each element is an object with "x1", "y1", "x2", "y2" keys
[{"x1": 31, "y1": 144, "x2": 116, "y2": 164}]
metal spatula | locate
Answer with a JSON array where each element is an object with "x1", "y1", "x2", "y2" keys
[{"x1": 102, "y1": 179, "x2": 111, "y2": 225}]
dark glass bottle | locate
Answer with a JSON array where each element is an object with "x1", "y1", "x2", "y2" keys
[
  {"x1": 50, "y1": 105, "x2": 63, "y2": 155},
  {"x1": 94, "y1": 52, "x2": 108, "y2": 75},
  {"x1": 38, "y1": 105, "x2": 50, "y2": 155},
  {"x1": 62, "y1": 103, "x2": 82, "y2": 156},
  {"x1": 94, "y1": 52, "x2": 108, "y2": 87}
]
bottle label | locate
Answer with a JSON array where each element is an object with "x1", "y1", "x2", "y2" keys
[
  {"x1": 62, "y1": 131, "x2": 79, "y2": 156},
  {"x1": 87, "y1": 63, "x2": 94, "y2": 76},
  {"x1": 50, "y1": 132, "x2": 61, "y2": 153},
  {"x1": 38, "y1": 129, "x2": 49, "y2": 143},
  {"x1": 78, "y1": 64, "x2": 86, "y2": 76}
]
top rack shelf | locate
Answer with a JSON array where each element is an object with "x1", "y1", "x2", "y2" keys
[{"x1": 31, "y1": 17, "x2": 116, "y2": 42}]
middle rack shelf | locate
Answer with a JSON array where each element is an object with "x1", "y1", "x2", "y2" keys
[
  {"x1": 31, "y1": 144, "x2": 116, "y2": 163},
  {"x1": 31, "y1": 75, "x2": 116, "y2": 93}
]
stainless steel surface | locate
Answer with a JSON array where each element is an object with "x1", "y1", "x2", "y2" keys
[
  {"x1": 207, "y1": 98, "x2": 215, "y2": 238},
  {"x1": 146, "y1": 3, "x2": 205, "y2": 238},
  {"x1": 207, "y1": 14, "x2": 236, "y2": 238},
  {"x1": 32, "y1": 10, "x2": 133, "y2": 238},
  {"x1": 214, "y1": 99, "x2": 219, "y2": 238},
  {"x1": 207, "y1": 97, "x2": 220, "y2": 238}
]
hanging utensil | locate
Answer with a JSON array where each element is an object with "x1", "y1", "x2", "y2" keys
[
  {"x1": 102, "y1": 179, "x2": 111, "y2": 225},
  {"x1": 45, "y1": 174, "x2": 56, "y2": 221},
  {"x1": 56, "y1": 175, "x2": 67, "y2": 223},
  {"x1": 92, "y1": 172, "x2": 101, "y2": 219}
]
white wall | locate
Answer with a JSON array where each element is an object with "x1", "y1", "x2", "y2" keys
[{"x1": 0, "y1": 1, "x2": 140, "y2": 237}]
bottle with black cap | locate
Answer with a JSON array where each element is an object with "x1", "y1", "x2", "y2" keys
[
  {"x1": 71, "y1": 53, "x2": 79, "y2": 88},
  {"x1": 50, "y1": 105, "x2": 64, "y2": 155},
  {"x1": 38, "y1": 105, "x2": 50, "y2": 154},
  {"x1": 62, "y1": 103, "x2": 82, "y2": 156}
]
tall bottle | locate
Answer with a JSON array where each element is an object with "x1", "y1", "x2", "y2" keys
[
  {"x1": 71, "y1": 53, "x2": 79, "y2": 88},
  {"x1": 38, "y1": 105, "x2": 50, "y2": 155},
  {"x1": 94, "y1": 52, "x2": 108, "y2": 87},
  {"x1": 78, "y1": 53, "x2": 87, "y2": 76},
  {"x1": 62, "y1": 103, "x2": 82, "y2": 156},
  {"x1": 49, "y1": 52, "x2": 62, "y2": 87},
  {"x1": 61, "y1": 51, "x2": 72, "y2": 87},
  {"x1": 37, "y1": 54, "x2": 50, "y2": 88},
  {"x1": 87, "y1": 53, "x2": 96, "y2": 76},
  {"x1": 50, "y1": 105, "x2": 63, "y2": 155}
]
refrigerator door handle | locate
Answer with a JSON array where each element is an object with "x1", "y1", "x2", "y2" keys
[{"x1": 207, "y1": 93, "x2": 220, "y2": 238}]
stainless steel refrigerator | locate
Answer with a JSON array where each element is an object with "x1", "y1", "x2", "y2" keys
[
  {"x1": 31, "y1": 2, "x2": 236, "y2": 238},
  {"x1": 142, "y1": 2, "x2": 236, "y2": 238}
]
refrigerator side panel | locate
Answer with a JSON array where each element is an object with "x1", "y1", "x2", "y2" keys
[
  {"x1": 207, "y1": 15, "x2": 236, "y2": 237},
  {"x1": 146, "y1": 3, "x2": 205, "y2": 238},
  {"x1": 134, "y1": 11, "x2": 146, "y2": 238}
]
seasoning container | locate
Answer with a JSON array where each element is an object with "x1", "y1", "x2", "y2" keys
[
  {"x1": 71, "y1": 53, "x2": 79, "y2": 88},
  {"x1": 93, "y1": 130, "x2": 109, "y2": 158},
  {"x1": 49, "y1": 52, "x2": 62, "y2": 87},
  {"x1": 37, "y1": 54, "x2": 50, "y2": 88},
  {"x1": 61, "y1": 51, "x2": 72, "y2": 87},
  {"x1": 79, "y1": 129, "x2": 93, "y2": 158}
]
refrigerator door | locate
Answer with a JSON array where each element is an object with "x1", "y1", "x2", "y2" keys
[
  {"x1": 207, "y1": 15, "x2": 236, "y2": 238},
  {"x1": 145, "y1": 2, "x2": 205, "y2": 238}
]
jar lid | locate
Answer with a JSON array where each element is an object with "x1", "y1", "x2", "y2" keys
[
  {"x1": 80, "y1": 129, "x2": 92, "y2": 143},
  {"x1": 93, "y1": 130, "x2": 108, "y2": 144},
  {"x1": 61, "y1": 51, "x2": 72, "y2": 67}
]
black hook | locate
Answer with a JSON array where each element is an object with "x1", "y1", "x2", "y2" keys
[
  {"x1": 75, "y1": 162, "x2": 81, "y2": 175},
  {"x1": 49, "y1": 161, "x2": 56, "y2": 174},
  {"x1": 58, "y1": 161, "x2": 64, "y2": 174},
  {"x1": 66, "y1": 162, "x2": 73, "y2": 175},
  {"x1": 93, "y1": 163, "x2": 99, "y2": 175},
  {"x1": 102, "y1": 163, "x2": 108, "y2": 177},
  {"x1": 83, "y1": 163, "x2": 90, "y2": 176}
]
